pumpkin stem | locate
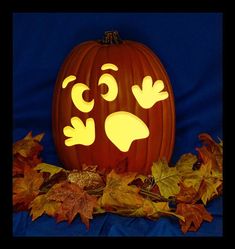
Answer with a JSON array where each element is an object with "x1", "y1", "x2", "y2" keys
[{"x1": 101, "y1": 31, "x2": 123, "y2": 44}]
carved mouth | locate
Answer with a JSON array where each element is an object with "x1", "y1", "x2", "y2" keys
[{"x1": 104, "y1": 111, "x2": 150, "y2": 152}]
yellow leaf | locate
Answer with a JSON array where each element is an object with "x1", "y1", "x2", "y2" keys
[
  {"x1": 176, "y1": 153, "x2": 197, "y2": 175},
  {"x1": 29, "y1": 194, "x2": 61, "y2": 220},
  {"x1": 151, "y1": 160, "x2": 180, "y2": 198},
  {"x1": 100, "y1": 170, "x2": 143, "y2": 210},
  {"x1": 200, "y1": 179, "x2": 222, "y2": 205},
  {"x1": 34, "y1": 163, "x2": 64, "y2": 178}
]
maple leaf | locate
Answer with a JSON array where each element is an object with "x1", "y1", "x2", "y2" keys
[
  {"x1": 13, "y1": 131, "x2": 44, "y2": 157},
  {"x1": 99, "y1": 170, "x2": 144, "y2": 211},
  {"x1": 29, "y1": 194, "x2": 61, "y2": 221},
  {"x1": 46, "y1": 181, "x2": 97, "y2": 229},
  {"x1": 13, "y1": 166, "x2": 44, "y2": 211},
  {"x1": 197, "y1": 133, "x2": 223, "y2": 172},
  {"x1": 13, "y1": 132, "x2": 44, "y2": 176},
  {"x1": 151, "y1": 160, "x2": 180, "y2": 198},
  {"x1": 34, "y1": 163, "x2": 64, "y2": 179},
  {"x1": 176, "y1": 153, "x2": 197, "y2": 175},
  {"x1": 176, "y1": 203, "x2": 213, "y2": 234}
]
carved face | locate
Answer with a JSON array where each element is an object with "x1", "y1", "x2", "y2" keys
[{"x1": 52, "y1": 38, "x2": 175, "y2": 174}]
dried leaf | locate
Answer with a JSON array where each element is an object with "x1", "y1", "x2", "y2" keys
[
  {"x1": 151, "y1": 160, "x2": 180, "y2": 198},
  {"x1": 29, "y1": 194, "x2": 61, "y2": 220},
  {"x1": 47, "y1": 181, "x2": 97, "y2": 229},
  {"x1": 176, "y1": 203, "x2": 213, "y2": 234},
  {"x1": 13, "y1": 166, "x2": 44, "y2": 210},
  {"x1": 34, "y1": 163, "x2": 64, "y2": 178}
]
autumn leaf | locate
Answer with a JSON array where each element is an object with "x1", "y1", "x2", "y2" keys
[
  {"x1": 198, "y1": 177, "x2": 222, "y2": 205},
  {"x1": 13, "y1": 131, "x2": 44, "y2": 157},
  {"x1": 99, "y1": 170, "x2": 144, "y2": 211},
  {"x1": 151, "y1": 160, "x2": 180, "y2": 198},
  {"x1": 29, "y1": 194, "x2": 61, "y2": 221},
  {"x1": 125, "y1": 200, "x2": 184, "y2": 221},
  {"x1": 46, "y1": 181, "x2": 97, "y2": 229},
  {"x1": 176, "y1": 153, "x2": 197, "y2": 175},
  {"x1": 175, "y1": 183, "x2": 200, "y2": 204},
  {"x1": 13, "y1": 132, "x2": 44, "y2": 176},
  {"x1": 13, "y1": 166, "x2": 44, "y2": 211},
  {"x1": 197, "y1": 133, "x2": 223, "y2": 172},
  {"x1": 99, "y1": 170, "x2": 183, "y2": 221},
  {"x1": 34, "y1": 163, "x2": 64, "y2": 179},
  {"x1": 176, "y1": 203, "x2": 213, "y2": 234}
]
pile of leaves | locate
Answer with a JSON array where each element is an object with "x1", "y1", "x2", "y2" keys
[{"x1": 13, "y1": 132, "x2": 223, "y2": 234}]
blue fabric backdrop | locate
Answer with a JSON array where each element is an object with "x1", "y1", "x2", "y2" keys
[{"x1": 13, "y1": 13, "x2": 223, "y2": 237}]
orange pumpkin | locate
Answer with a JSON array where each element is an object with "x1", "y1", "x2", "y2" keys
[{"x1": 52, "y1": 31, "x2": 175, "y2": 175}]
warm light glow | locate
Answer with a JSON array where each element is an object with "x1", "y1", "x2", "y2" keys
[
  {"x1": 98, "y1": 73, "x2": 118, "y2": 101},
  {"x1": 62, "y1": 75, "x2": 76, "y2": 88},
  {"x1": 101, "y1": 63, "x2": 118, "y2": 71},
  {"x1": 105, "y1": 111, "x2": 149, "y2": 152},
  {"x1": 71, "y1": 83, "x2": 94, "y2": 113},
  {"x1": 132, "y1": 76, "x2": 169, "y2": 109},
  {"x1": 63, "y1": 117, "x2": 95, "y2": 146}
]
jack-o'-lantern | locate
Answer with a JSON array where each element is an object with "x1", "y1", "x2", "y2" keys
[{"x1": 52, "y1": 31, "x2": 175, "y2": 175}]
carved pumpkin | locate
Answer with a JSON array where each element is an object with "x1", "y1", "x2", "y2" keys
[{"x1": 52, "y1": 31, "x2": 175, "y2": 175}]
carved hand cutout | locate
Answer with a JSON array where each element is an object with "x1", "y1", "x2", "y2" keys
[
  {"x1": 63, "y1": 117, "x2": 95, "y2": 146},
  {"x1": 132, "y1": 76, "x2": 169, "y2": 109}
]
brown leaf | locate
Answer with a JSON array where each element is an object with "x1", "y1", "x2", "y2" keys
[
  {"x1": 176, "y1": 203, "x2": 213, "y2": 233},
  {"x1": 47, "y1": 181, "x2": 97, "y2": 229},
  {"x1": 175, "y1": 183, "x2": 200, "y2": 204},
  {"x1": 13, "y1": 166, "x2": 44, "y2": 211}
]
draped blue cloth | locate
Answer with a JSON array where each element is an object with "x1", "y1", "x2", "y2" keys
[{"x1": 13, "y1": 13, "x2": 223, "y2": 237}]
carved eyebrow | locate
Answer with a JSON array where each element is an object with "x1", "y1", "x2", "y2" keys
[{"x1": 101, "y1": 63, "x2": 118, "y2": 71}]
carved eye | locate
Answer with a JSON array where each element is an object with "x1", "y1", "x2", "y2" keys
[
  {"x1": 71, "y1": 83, "x2": 94, "y2": 113},
  {"x1": 98, "y1": 63, "x2": 118, "y2": 101},
  {"x1": 61, "y1": 75, "x2": 94, "y2": 113}
]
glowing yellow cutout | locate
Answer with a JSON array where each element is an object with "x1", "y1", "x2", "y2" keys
[
  {"x1": 98, "y1": 73, "x2": 118, "y2": 101},
  {"x1": 62, "y1": 75, "x2": 76, "y2": 88},
  {"x1": 105, "y1": 111, "x2": 150, "y2": 152},
  {"x1": 63, "y1": 117, "x2": 95, "y2": 146},
  {"x1": 71, "y1": 83, "x2": 94, "y2": 113},
  {"x1": 132, "y1": 76, "x2": 169, "y2": 109},
  {"x1": 101, "y1": 63, "x2": 118, "y2": 71}
]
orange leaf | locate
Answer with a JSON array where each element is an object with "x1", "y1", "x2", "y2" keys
[
  {"x1": 176, "y1": 203, "x2": 213, "y2": 233},
  {"x1": 13, "y1": 131, "x2": 44, "y2": 157},
  {"x1": 47, "y1": 181, "x2": 97, "y2": 229},
  {"x1": 13, "y1": 166, "x2": 44, "y2": 211},
  {"x1": 197, "y1": 133, "x2": 223, "y2": 172},
  {"x1": 13, "y1": 132, "x2": 44, "y2": 176}
]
